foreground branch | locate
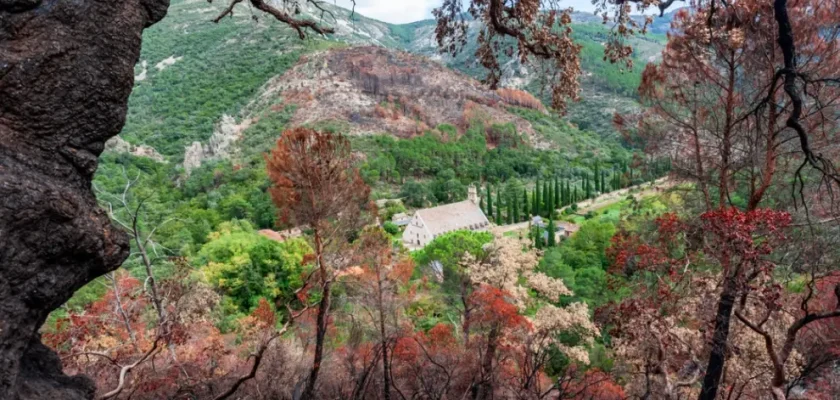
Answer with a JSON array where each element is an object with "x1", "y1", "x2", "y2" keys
[
  {"x1": 212, "y1": 304, "x2": 310, "y2": 400},
  {"x1": 211, "y1": 0, "x2": 336, "y2": 39},
  {"x1": 98, "y1": 337, "x2": 163, "y2": 400}
]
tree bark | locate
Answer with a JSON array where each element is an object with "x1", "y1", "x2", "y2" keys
[
  {"x1": 0, "y1": 0, "x2": 169, "y2": 398},
  {"x1": 378, "y1": 283, "x2": 392, "y2": 400},
  {"x1": 698, "y1": 275, "x2": 737, "y2": 400},
  {"x1": 301, "y1": 230, "x2": 330, "y2": 400},
  {"x1": 474, "y1": 324, "x2": 500, "y2": 400}
]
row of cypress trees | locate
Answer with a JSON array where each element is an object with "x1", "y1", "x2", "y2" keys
[{"x1": 479, "y1": 159, "x2": 671, "y2": 225}]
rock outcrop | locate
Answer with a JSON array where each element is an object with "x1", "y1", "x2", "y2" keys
[
  {"x1": 0, "y1": 0, "x2": 169, "y2": 398},
  {"x1": 105, "y1": 136, "x2": 166, "y2": 162},
  {"x1": 183, "y1": 114, "x2": 248, "y2": 175}
]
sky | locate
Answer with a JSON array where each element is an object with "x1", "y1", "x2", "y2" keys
[{"x1": 330, "y1": 0, "x2": 601, "y2": 24}]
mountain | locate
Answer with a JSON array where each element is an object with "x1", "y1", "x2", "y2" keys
[
  {"x1": 389, "y1": 14, "x2": 668, "y2": 137},
  {"x1": 114, "y1": 0, "x2": 667, "y2": 167}
]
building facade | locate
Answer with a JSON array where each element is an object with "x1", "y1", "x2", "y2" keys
[{"x1": 402, "y1": 185, "x2": 489, "y2": 249}]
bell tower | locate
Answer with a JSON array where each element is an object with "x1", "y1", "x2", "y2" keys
[{"x1": 468, "y1": 184, "x2": 479, "y2": 205}]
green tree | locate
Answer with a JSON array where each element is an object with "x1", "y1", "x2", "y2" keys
[
  {"x1": 542, "y1": 179, "x2": 549, "y2": 215},
  {"x1": 522, "y1": 188, "x2": 529, "y2": 218},
  {"x1": 196, "y1": 220, "x2": 311, "y2": 312},
  {"x1": 495, "y1": 186, "x2": 502, "y2": 224},
  {"x1": 547, "y1": 215, "x2": 556, "y2": 247},
  {"x1": 383, "y1": 221, "x2": 400, "y2": 235},
  {"x1": 413, "y1": 230, "x2": 493, "y2": 299},
  {"x1": 486, "y1": 184, "x2": 493, "y2": 217},
  {"x1": 401, "y1": 180, "x2": 434, "y2": 208}
]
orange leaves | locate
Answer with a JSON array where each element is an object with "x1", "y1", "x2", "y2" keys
[
  {"x1": 569, "y1": 369, "x2": 626, "y2": 400},
  {"x1": 251, "y1": 298, "x2": 276, "y2": 328},
  {"x1": 495, "y1": 88, "x2": 546, "y2": 112},
  {"x1": 264, "y1": 127, "x2": 370, "y2": 230},
  {"x1": 389, "y1": 259, "x2": 415, "y2": 285},
  {"x1": 470, "y1": 285, "x2": 528, "y2": 332}
]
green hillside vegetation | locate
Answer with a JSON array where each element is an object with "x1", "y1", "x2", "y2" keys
[
  {"x1": 121, "y1": 0, "x2": 342, "y2": 159},
  {"x1": 118, "y1": 0, "x2": 663, "y2": 163},
  {"x1": 82, "y1": 0, "x2": 664, "y2": 333}
]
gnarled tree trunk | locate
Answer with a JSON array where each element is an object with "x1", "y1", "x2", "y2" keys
[{"x1": 0, "y1": 0, "x2": 168, "y2": 398}]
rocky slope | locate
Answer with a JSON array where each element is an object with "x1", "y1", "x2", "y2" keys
[
  {"x1": 245, "y1": 46, "x2": 543, "y2": 139},
  {"x1": 111, "y1": 0, "x2": 667, "y2": 169}
]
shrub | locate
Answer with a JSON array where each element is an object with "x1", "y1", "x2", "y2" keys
[{"x1": 383, "y1": 221, "x2": 400, "y2": 235}]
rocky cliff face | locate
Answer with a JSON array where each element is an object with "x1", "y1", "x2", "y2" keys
[
  {"x1": 105, "y1": 136, "x2": 166, "y2": 162},
  {"x1": 0, "y1": 0, "x2": 169, "y2": 398},
  {"x1": 183, "y1": 114, "x2": 249, "y2": 175}
]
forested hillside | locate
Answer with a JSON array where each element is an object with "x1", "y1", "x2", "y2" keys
[
  {"x1": 115, "y1": 0, "x2": 664, "y2": 163},
  {"x1": 20, "y1": 0, "x2": 840, "y2": 399}
]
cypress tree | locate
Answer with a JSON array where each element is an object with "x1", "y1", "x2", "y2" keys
[
  {"x1": 495, "y1": 187, "x2": 502, "y2": 224},
  {"x1": 546, "y1": 180, "x2": 553, "y2": 217},
  {"x1": 523, "y1": 188, "x2": 529, "y2": 219},
  {"x1": 547, "y1": 215, "x2": 556, "y2": 247},
  {"x1": 601, "y1": 170, "x2": 607, "y2": 193},
  {"x1": 534, "y1": 180, "x2": 541, "y2": 217},
  {"x1": 564, "y1": 180, "x2": 570, "y2": 206},
  {"x1": 507, "y1": 200, "x2": 513, "y2": 224},
  {"x1": 486, "y1": 185, "x2": 493, "y2": 217},
  {"x1": 513, "y1": 193, "x2": 519, "y2": 222},
  {"x1": 554, "y1": 178, "x2": 560, "y2": 208},
  {"x1": 540, "y1": 181, "x2": 551, "y2": 213}
]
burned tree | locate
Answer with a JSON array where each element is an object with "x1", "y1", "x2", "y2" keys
[
  {"x1": 0, "y1": 0, "x2": 339, "y2": 398},
  {"x1": 264, "y1": 127, "x2": 370, "y2": 400}
]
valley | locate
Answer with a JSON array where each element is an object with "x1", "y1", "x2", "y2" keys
[{"x1": 18, "y1": 0, "x2": 839, "y2": 399}]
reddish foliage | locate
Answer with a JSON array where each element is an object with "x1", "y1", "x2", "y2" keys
[
  {"x1": 251, "y1": 298, "x2": 276, "y2": 327},
  {"x1": 469, "y1": 285, "x2": 528, "y2": 331},
  {"x1": 799, "y1": 272, "x2": 840, "y2": 358},
  {"x1": 568, "y1": 369, "x2": 626, "y2": 400},
  {"x1": 496, "y1": 88, "x2": 546, "y2": 112},
  {"x1": 700, "y1": 207, "x2": 791, "y2": 272}
]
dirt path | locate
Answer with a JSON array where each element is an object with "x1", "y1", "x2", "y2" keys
[
  {"x1": 490, "y1": 177, "x2": 675, "y2": 234},
  {"x1": 561, "y1": 177, "x2": 673, "y2": 215}
]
